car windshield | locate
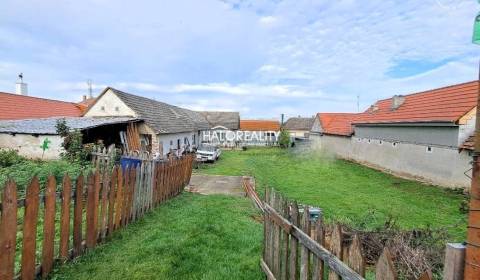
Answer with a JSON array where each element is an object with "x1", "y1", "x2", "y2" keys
[{"x1": 198, "y1": 145, "x2": 215, "y2": 151}]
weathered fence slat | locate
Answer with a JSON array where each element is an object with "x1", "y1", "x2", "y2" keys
[
  {"x1": 279, "y1": 198, "x2": 288, "y2": 280},
  {"x1": 273, "y1": 192, "x2": 281, "y2": 277},
  {"x1": 86, "y1": 172, "x2": 100, "y2": 248},
  {"x1": 347, "y1": 235, "x2": 366, "y2": 277},
  {"x1": 0, "y1": 180, "x2": 18, "y2": 279},
  {"x1": 21, "y1": 177, "x2": 40, "y2": 280},
  {"x1": 115, "y1": 167, "x2": 123, "y2": 230},
  {"x1": 41, "y1": 176, "x2": 57, "y2": 278},
  {"x1": 73, "y1": 174, "x2": 84, "y2": 256},
  {"x1": 312, "y1": 215, "x2": 324, "y2": 280},
  {"x1": 300, "y1": 206, "x2": 310, "y2": 280},
  {"x1": 289, "y1": 201, "x2": 299, "y2": 280},
  {"x1": 375, "y1": 247, "x2": 396, "y2": 280},
  {"x1": 59, "y1": 175, "x2": 72, "y2": 261},
  {"x1": 328, "y1": 224, "x2": 343, "y2": 280},
  {"x1": 107, "y1": 167, "x2": 117, "y2": 236},
  {"x1": 99, "y1": 171, "x2": 109, "y2": 239}
]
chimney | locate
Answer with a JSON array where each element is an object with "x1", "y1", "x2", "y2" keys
[
  {"x1": 15, "y1": 73, "x2": 28, "y2": 95},
  {"x1": 391, "y1": 95, "x2": 405, "y2": 110},
  {"x1": 83, "y1": 95, "x2": 87, "y2": 101}
]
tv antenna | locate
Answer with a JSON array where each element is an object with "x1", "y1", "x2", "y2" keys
[{"x1": 87, "y1": 79, "x2": 93, "y2": 98}]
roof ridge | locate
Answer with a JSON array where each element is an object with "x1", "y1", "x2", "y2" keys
[
  {"x1": 374, "y1": 80, "x2": 479, "y2": 102},
  {"x1": 0, "y1": 91, "x2": 79, "y2": 105}
]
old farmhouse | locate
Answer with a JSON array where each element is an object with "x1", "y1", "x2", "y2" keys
[
  {"x1": 283, "y1": 116, "x2": 315, "y2": 139},
  {"x1": 311, "y1": 81, "x2": 478, "y2": 188},
  {"x1": 83, "y1": 87, "x2": 210, "y2": 156}
]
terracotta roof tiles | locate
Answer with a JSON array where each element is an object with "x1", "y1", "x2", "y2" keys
[
  {"x1": 240, "y1": 120, "x2": 280, "y2": 131},
  {"x1": 0, "y1": 92, "x2": 83, "y2": 120}
]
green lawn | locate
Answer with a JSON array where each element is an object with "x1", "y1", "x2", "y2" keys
[
  {"x1": 52, "y1": 193, "x2": 263, "y2": 280},
  {"x1": 196, "y1": 148, "x2": 467, "y2": 240}
]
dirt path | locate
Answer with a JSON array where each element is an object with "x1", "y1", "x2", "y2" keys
[{"x1": 186, "y1": 174, "x2": 246, "y2": 196}]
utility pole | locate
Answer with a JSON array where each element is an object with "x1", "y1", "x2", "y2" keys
[{"x1": 464, "y1": 7, "x2": 480, "y2": 279}]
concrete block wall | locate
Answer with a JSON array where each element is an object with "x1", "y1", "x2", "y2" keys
[{"x1": 310, "y1": 134, "x2": 472, "y2": 189}]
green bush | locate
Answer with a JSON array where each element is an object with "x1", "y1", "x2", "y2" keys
[
  {"x1": 0, "y1": 149, "x2": 26, "y2": 168},
  {"x1": 278, "y1": 128, "x2": 291, "y2": 148}
]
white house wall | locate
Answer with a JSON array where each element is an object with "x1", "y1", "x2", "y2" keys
[
  {"x1": 310, "y1": 134, "x2": 471, "y2": 189},
  {"x1": 84, "y1": 89, "x2": 137, "y2": 117},
  {"x1": 157, "y1": 132, "x2": 197, "y2": 156},
  {"x1": 0, "y1": 133, "x2": 63, "y2": 160}
]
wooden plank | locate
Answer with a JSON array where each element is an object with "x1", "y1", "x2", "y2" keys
[
  {"x1": 300, "y1": 206, "x2": 310, "y2": 280},
  {"x1": 443, "y1": 243, "x2": 465, "y2": 280},
  {"x1": 279, "y1": 198, "x2": 288, "y2": 280},
  {"x1": 375, "y1": 247, "x2": 396, "y2": 280},
  {"x1": 273, "y1": 194, "x2": 282, "y2": 277},
  {"x1": 312, "y1": 215, "x2": 325, "y2": 280},
  {"x1": 346, "y1": 235, "x2": 365, "y2": 277},
  {"x1": 85, "y1": 172, "x2": 100, "y2": 248},
  {"x1": 265, "y1": 204, "x2": 292, "y2": 234},
  {"x1": 328, "y1": 224, "x2": 343, "y2": 280},
  {"x1": 417, "y1": 270, "x2": 432, "y2": 280},
  {"x1": 263, "y1": 187, "x2": 271, "y2": 269},
  {"x1": 99, "y1": 171, "x2": 109, "y2": 239},
  {"x1": 41, "y1": 175, "x2": 56, "y2": 278},
  {"x1": 0, "y1": 180, "x2": 18, "y2": 279},
  {"x1": 21, "y1": 177, "x2": 40, "y2": 280},
  {"x1": 59, "y1": 174, "x2": 72, "y2": 261},
  {"x1": 121, "y1": 167, "x2": 129, "y2": 226},
  {"x1": 73, "y1": 174, "x2": 84, "y2": 256},
  {"x1": 267, "y1": 202, "x2": 365, "y2": 280},
  {"x1": 115, "y1": 167, "x2": 124, "y2": 230},
  {"x1": 261, "y1": 258, "x2": 277, "y2": 280},
  {"x1": 289, "y1": 201, "x2": 299, "y2": 280},
  {"x1": 107, "y1": 167, "x2": 117, "y2": 236}
]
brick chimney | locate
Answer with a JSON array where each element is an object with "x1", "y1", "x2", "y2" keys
[{"x1": 391, "y1": 95, "x2": 405, "y2": 110}]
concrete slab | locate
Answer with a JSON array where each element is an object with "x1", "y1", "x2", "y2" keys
[{"x1": 186, "y1": 174, "x2": 245, "y2": 196}]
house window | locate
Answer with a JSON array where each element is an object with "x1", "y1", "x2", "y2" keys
[
  {"x1": 426, "y1": 146, "x2": 433, "y2": 153},
  {"x1": 115, "y1": 106, "x2": 119, "y2": 112},
  {"x1": 193, "y1": 134, "x2": 196, "y2": 145},
  {"x1": 100, "y1": 106, "x2": 105, "y2": 111},
  {"x1": 367, "y1": 139, "x2": 371, "y2": 144},
  {"x1": 392, "y1": 142, "x2": 398, "y2": 147},
  {"x1": 356, "y1": 138, "x2": 362, "y2": 142},
  {"x1": 170, "y1": 140, "x2": 173, "y2": 146},
  {"x1": 378, "y1": 140, "x2": 383, "y2": 145},
  {"x1": 177, "y1": 139, "x2": 181, "y2": 149}
]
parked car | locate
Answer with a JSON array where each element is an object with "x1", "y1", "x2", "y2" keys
[{"x1": 196, "y1": 144, "x2": 221, "y2": 162}]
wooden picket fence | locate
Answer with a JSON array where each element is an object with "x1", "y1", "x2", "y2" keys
[
  {"x1": 262, "y1": 188, "x2": 432, "y2": 280},
  {"x1": 0, "y1": 154, "x2": 194, "y2": 280}
]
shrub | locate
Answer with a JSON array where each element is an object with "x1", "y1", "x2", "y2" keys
[
  {"x1": 0, "y1": 149, "x2": 26, "y2": 168},
  {"x1": 56, "y1": 119, "x2": 92, "y2": 163},
  {"x1": 278, "y1": 128, "x2": 290, "y2": 148}
]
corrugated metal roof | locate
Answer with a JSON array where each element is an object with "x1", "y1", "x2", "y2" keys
[{"x1": 0, "y1": 116, "x2": 139, "y2": 134}]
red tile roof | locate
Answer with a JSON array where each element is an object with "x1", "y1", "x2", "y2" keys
[
  {"x1": 0, "y1": 92, "x2": 83, "y2": 120},
  {"x1": 354, "y1": 81, "x2": 479, "y2": 124},
  {"x1": 77, "y1": 97, "x2": 97, "y2": 114},
  {"x1": 317, "y1": 113, "x2": 362, "y2": 136},
  {"x1": 240, "y1": 120, "x2": 280, "y2": 131},
  {"x1": 460, "y1": 135, "x2": 475, "y2": 151}
]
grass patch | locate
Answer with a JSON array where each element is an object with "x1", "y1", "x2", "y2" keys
[
  {"x1": 196, "y1": 148, "x2": 467, "y2": 240},
  {"x1": 52, "y1": 193, "x2": 263, "y2": 280}
]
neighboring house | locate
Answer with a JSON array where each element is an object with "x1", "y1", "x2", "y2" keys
[
  {"x1": 0, "y1": 91, "x2": 83, "y2": 120},
  {"x1": 83, "y1": 87, "x2": 210, "y2": 156},
  {"x1": 77, "y1": 95, "x2": 97, "y2": 114},
  {"x1": 199, "y1": 111, "x2": 240, "y2": 147},
  {"x1": 0, "y1": 117, "x2": 138, "y2": 159},
  {"x1": 240, "y1": 120, "x2": 280, "y2": 146},
  {"x1": 284, "y1": 117, "x2": 315, "y2": 138},
  {"x1": 311, "y1": 81, "x2": 478, "y2": 188}
]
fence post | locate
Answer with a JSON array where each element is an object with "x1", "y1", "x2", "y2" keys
[
  {"x1": 443, "y1": 243, "x2": 465, "y2": 280},
  {"x1": 0, "y1": 180, "x2": 18, "y2": 279}
]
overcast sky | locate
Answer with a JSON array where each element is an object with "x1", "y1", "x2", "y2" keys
[{"x1": 0, "y1": 0, "x2": 478, "y2": 119}]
